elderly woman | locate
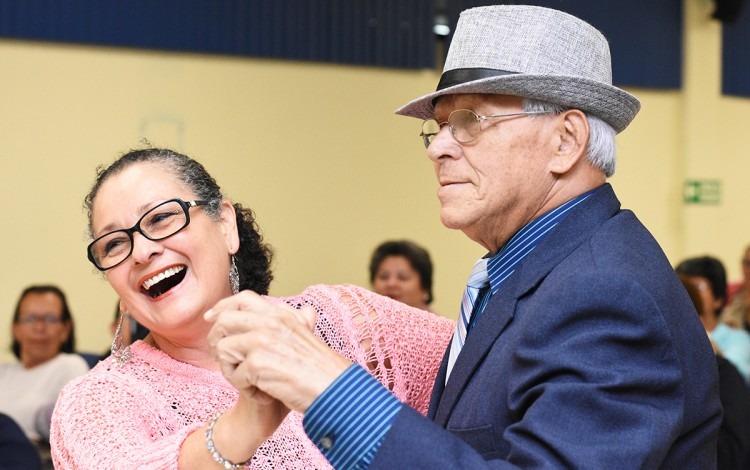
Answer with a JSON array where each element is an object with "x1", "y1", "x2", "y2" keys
[
  {"x1": 0, "y1": 285, "x2": 89, "y2": 443},
  {"x1": 50, "y1": 148, "x2": 452, "y2": 469},
  {"x1": 369, "y1": 240, "x2": 435, "y2": 311}
]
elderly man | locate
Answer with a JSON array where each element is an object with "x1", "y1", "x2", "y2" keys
[{"x1": 208, "y1": 5, "x2": 721, "y2": 468}]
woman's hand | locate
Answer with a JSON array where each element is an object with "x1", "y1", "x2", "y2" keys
[{"x1": 205, "y1": 290, "x2": 352, "y2": 413}]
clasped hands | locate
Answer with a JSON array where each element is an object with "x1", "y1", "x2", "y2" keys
[{"x1": 205, "y1": 290, "x2": 352, "y2": 413}]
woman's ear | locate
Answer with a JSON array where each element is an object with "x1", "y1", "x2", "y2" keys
[
  {"x1": 118, "y1": 299, "x2": 131, "y2": 316},
  {"x1": 548, "y1": 109, "x2": 589, "y2": 176},
  {"x1": 218, "y1": 199, "x2": 240, "y2": 254}
]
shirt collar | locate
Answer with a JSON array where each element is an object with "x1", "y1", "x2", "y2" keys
[{"x1": 486, "y1": 189, "x2": 595, "y2": 293}]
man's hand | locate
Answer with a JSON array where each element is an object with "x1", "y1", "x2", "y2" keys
[{"x1": 205, "y1": 291, "x2": 352, "y2": 412}]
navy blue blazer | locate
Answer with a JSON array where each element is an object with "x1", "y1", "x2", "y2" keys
[{"x1": 371, "y1": 184, "x2": 722, "y2": 469}]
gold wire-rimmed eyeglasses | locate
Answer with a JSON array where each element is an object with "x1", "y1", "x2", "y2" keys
[{"x1": 419, "y1": 109, "x2": 551, "y2": 148}]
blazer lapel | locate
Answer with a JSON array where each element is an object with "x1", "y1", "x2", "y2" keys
[
  {"x1": 431, "y1": 184, "x2": 622, "y2": 427},
  {"x1": 427, "y1": 348, "x2": 449, "y2": 420},
  {"x1": 432, "y1": 269, "x2": 532, "y2": 426}
]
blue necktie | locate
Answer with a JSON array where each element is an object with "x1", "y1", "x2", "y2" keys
[{"x1": 446, "y1": 258, "x2": 489, "y2": 382}]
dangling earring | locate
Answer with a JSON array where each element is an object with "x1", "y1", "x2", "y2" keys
[
  {"x1": 229, "y1": 255, "x2": 240, "y2": 295},
  {"x1": 111, "y1": 311, "x2": 132, "y2": 367}
]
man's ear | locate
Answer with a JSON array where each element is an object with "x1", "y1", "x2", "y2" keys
[
  {"x1": 218, "y1": 199, "x2": 240, "y2": 255},
  {"x1": 548, "y1": 109, "x2": 589, "y2": 176}
]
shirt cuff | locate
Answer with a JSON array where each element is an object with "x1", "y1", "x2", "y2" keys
[{"x1": 303, "y1": 364, "x2": 402, "y2": 469}]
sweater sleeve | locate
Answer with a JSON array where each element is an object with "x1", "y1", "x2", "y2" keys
[
  {"x1": 280, "y1": 284, "x2": 454, "y2": 413},
  {"x1": 50, "y1": 365, "x2": 202, "y2": 470}
]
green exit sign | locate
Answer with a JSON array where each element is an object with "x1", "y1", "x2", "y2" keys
[{"x1": 683, "y1": 180, "x2": 721, "y2": 205}]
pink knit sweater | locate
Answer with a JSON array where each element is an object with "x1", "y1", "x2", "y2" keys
[{"x1": 51, "y1": 284, "x2": 453, "y2": 469}]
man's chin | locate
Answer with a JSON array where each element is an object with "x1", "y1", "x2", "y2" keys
[{"x1": 440, "y1": 211, "x2": 467, "y2": 231}]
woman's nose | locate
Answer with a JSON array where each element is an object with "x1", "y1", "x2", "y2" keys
[
  {"x1": 130, "y1": 232, "x2": 164, "y2": 264},
  {"x1": 385, "y1": 276, "x2": 401, "y2": 287}
]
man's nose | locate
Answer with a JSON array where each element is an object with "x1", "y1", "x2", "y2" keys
[{"x1": 426, "y1": 126, "x2": 459, "y2": 162}]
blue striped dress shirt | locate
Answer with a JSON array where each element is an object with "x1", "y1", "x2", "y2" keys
[
  {"x1": 469, "y1": 190, "x2": 593, "y2": 331},
  {"x1": 302, "y1": 190, "x2": 594, "y2": 469}
]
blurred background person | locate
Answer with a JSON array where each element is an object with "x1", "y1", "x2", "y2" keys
[
  {"x1": 679, "y1": 273, "x2": 750, "y2": 470},
  {"x1": 723, "y1": 244, "x2": 750, "y2": 334},
  {"x1": 369, "y1": 239, "x2": 434, "y2": 311},
  {"x1": 0, "y1": 285, "x2": 89, "y2": 466},
  {"x1": 676, "y1": 256, "x2": 750, "y2": 383}
]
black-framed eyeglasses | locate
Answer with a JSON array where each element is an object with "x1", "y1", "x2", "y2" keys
[
  {"x1": 87, "y1": 198, "x2": 209, "y2": 271},
  {"x1": 419, "y1": 109, "x2": 551, "y2": 148}
]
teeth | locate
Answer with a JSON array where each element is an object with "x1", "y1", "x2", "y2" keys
[{"x1": 142, "y1": 266, "x2": 185, "y2": 290}]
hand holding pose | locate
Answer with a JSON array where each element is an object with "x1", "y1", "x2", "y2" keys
[{"x1": 207, "y1": 291, "x2": 351, "y2": 413}]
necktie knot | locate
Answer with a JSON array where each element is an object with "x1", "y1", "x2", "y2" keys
[{"x1": 467, "y1": 258, "x2": 490, "y2": 290}]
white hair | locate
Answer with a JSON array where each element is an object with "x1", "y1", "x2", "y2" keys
[{"x1": 522, "y1": 98, "x2": 617, "y2": 177}]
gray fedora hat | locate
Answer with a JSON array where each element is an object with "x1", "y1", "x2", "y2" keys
[{"x1": 395, "y1": 5, "x2": 640, "y2": 133}]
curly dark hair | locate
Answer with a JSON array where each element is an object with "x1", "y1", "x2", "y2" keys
[{"x1": 84, "y1": 147, "x2": 274, "y2": 294}]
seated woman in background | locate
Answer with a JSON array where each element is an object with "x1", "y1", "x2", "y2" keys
[
  {"x1": 51, "y1": 147, "x2": 452, "y2": 469},
  {"x1": 369, "y1": 239, "x2": 435, "y2": 311},
  {"x1": 0, "y1": 285, "x2": 89, "y2": 463}
]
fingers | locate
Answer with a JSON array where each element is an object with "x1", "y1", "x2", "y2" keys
[
  {"x1": 212, "y1": 312, "x2": 315, "y2": 378},
  {"x1": 204, "y1": 290, "x2": 268, "y2": 323},
  {"x1": 207, "y1": 297, "x2": 313, "y2": 389},
  {"x1": 240, "y1": 385, "x2": 277, "y2": 406},
  {"x1": 225, "y1": 331, "x2": 351, "y2": 412},
  {"x1": 204, "y1": 291, "x2": 350, "y2": 412},
  {"x1": 205, "y1": 292, "x2": 315, "y2": 345}
]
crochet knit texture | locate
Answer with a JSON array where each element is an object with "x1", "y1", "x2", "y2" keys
[{"x1": 51, "y1": 284, "x2": 453, "y2": 469}]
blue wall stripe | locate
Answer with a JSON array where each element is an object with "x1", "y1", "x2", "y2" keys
[
  {"x1": 0, "y1": 0, "x2": 713, "y2": 93},
  {"x1": 722, "y1": 3, "x2": 750, "y2": 97},
  {"x1": 0, "y1": 0, "x2": 435, "y2": 69},
  {"x1": 448, "y1": 0, "x2": 683, "y2": 90}
]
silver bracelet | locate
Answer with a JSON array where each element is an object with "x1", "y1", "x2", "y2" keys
[{"x1": 205, "y1": 412, "x2": 252, "y2": 469}]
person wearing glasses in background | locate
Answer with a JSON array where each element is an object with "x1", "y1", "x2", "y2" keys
[
  {"x1": 0, "y1": 285, "x2": 89, "y2": 465},
  {"x1": 49, "y1": 148, "x2": 452, "y2": 468},
  {"x1": 205, "y1": 5, "x2": 722, "y2": 468}
]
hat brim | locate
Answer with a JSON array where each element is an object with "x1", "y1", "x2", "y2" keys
[{"x1": 395, "y1": 74, "x2": 640, "y2": 134}]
